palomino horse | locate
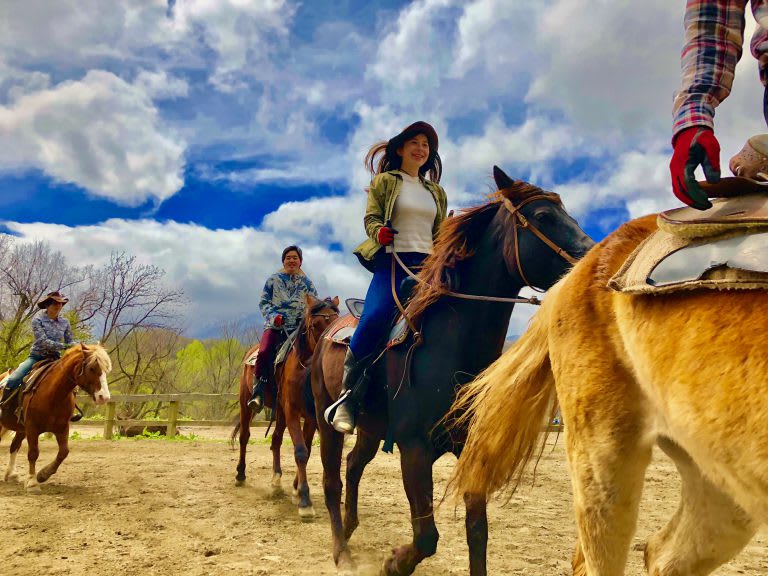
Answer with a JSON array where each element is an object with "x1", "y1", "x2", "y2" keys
[
  {"x1": 232, "y1": 295, "x2": 339, "y2": 518},
  {"x1": 0, "y1": 344, "x2": 112, "y2": 493},
  {"x1": 450, "y1": 213, "x2": 768, "y2": 576},
  {"x1": 311, "y1": 166, "x2": 594, "y2": 575}
]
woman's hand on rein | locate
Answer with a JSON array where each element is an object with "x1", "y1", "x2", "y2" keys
[{"x1": 377, "y1": 226, "x2": 398, "y2": 246}]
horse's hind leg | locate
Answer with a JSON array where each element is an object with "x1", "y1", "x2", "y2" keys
[
  {"x1": 559, "y1": 368, "x2": 652, "y2": 576},
  {"x1": 4, "y1": 431, "x2": 25, "y2": 482},
  {"x1": 36, "y1": 430, "x2": 70, "y2": 485},
  {"x1": 270, "y1": 410, "x2": 286, "y2": 489},
  {"x1": 285, "y1": 411, "x2": 315, "y2": 519},
  {"x1": 236, "y1": 406, "x2": 251, "y2": 486},
  {"x1": 24, "y1": 430, "x2": 42, "y2": 494},
  {"x1": 643, "y1": 437, "x2": 757, "y2": 576},
  {"x1": 343, "y1": 430, "x2": 380, "y2": 540},
  {"x1": 382, "y1": 439, "x2": 439, "y2": 576}
]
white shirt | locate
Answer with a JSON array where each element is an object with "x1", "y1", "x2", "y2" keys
[{"x1": 389, "y1": 172, "x2": 437, "y2": 254}]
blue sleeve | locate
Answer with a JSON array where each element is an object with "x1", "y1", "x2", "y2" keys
[
  {"x1": 64, "y1": 321, "x2": 74, "y2": 345},
  {"x1": 259, "y1": 276, "x2": 277, "y2": 323},
  {"x1": 306, "y1": 278, "x2": 318, "y2": 297}
]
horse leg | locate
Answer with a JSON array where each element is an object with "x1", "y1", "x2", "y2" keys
[
  {"x1": 382, "y1": 440, "x2": 439, "y2": 576},
  {"x1": 563, "y1": 395, "x2": 652, "y2": 576},
  {"x1": 270, "y1": 410, "x2": 286, "y2": 489},
  {"x1": 25, "y1": 431, "x2": 42, "y2": 494},
  {"x1": 464, "y1": 492, "x2": 488, "y2": 576},
  {"x1": 235, "y1": 405, "x2": 251, "y2": 486},
  {"x1": 285, "y1": 410, "x2": 315, "y2": 519},
  {"x1": 4, "y1": 431, "x2": 25, "y2": 482},
  {"x1": 642, "y1": 437, "x2": 758, "y2": 576},
  {"x1": 343, "y1": 430, "x2": 380, "y2": 541},
  {"x1": 37, "y1": 430, "x2": 69, "y2": 484}
]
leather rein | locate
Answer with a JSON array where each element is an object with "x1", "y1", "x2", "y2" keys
[{"x1": 390, "y1": 192, "x2": 577, "y2": 339}]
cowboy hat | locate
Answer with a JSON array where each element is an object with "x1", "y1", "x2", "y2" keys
[
  {"x1": 385, "y1": 121, "x2": 439, "y2": 160},
  {"x1": 37, "y1": 291, "x2": 69, "y2": 309}
]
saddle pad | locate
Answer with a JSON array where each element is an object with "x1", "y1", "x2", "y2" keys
[
  {"x1": 659, "y1": 193, "x2": 768, "y2": 239},
  {"x1": 24, "y1": 358, "x2": 58, "y2": 391},
  {"x1": 244, "y1": 350, "x2": 258, "y2": 366},
  {"x1": 324, "y1": 314, "x2": 358, "y2": 344},
  {"x1": 608, "y1": 228, "x2": 768, "y2": 295}
]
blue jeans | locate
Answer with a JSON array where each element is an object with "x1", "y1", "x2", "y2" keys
[
  {"x1": 349, "y1": 252, "x2": 427, "y2": 359},
  {"x1": 6, "y1": 354, "x2": 44, "y2": 391}
]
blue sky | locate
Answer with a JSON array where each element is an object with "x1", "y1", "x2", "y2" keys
[{"x1": 0, "y1": 0, "x2": 764, "y2": 335}]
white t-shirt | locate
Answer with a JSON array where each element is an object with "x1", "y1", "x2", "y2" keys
[{"x1": 389, "y1": 172, "x2": 437, "y2": 254}]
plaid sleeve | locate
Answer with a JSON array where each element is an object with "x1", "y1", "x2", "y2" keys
[
  {"x1": 751, "y1": 1, "x2": 768, "y2": 86},
  {"x1": 672, "y1": 0, "x2": 749, "y2": 140}
]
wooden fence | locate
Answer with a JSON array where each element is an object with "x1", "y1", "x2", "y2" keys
[{"x1": 77, "y1": 393, "x2": 270, "y2": 439}]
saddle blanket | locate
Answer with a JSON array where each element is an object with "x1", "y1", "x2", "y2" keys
[
  {"x1": 323, "y1": 314, "x2": 358, "y2": 345},
  {"x1": 608, "y1": 227, "x2": 768, "y2": 295}
]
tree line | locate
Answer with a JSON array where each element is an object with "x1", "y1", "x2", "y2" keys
[{"x1": 0, "y1": 235, "x2": 259, "y2": 421}]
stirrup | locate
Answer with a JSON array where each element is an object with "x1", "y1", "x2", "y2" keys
[{"x1": 323, "y1": 389, "x2": 353, "y2": 431}]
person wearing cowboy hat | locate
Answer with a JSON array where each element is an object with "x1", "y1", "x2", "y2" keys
[
  {"x1": 1, "y1": 291, "x2": 74, "y2": 403},
  {"x1": 324, "y1": 121, "x2": 448, "y2": 434},
  {"x1": 248, "y1": 245, "x2": 319, "y2": 412}
]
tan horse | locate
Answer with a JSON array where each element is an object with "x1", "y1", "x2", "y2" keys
[
  {"x1": 450, "y1": 214, "x2": 768, "y2": 576},
  {"x1": 0, "y1": 344, "x2": 112, "y2": 493}
]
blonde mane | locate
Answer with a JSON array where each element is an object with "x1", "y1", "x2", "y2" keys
[{"x1": 64, "y1": 343, "x2": 113, "y2": 374}]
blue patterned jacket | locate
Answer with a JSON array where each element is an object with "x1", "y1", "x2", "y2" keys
[
  {"x1": 30, "y1": 312, "x2": 74, "y2": 358},
  {"x1": 259, "y1": 270, "x2": 318, "y2": 330}
]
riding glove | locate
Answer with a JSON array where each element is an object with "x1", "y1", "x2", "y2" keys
[{"x1": 670, "y1": 126, "x2": 719, "y2": 211}]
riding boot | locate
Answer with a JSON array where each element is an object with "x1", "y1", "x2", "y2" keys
[
  {"x1": 247, "y1": 376, "x2": 269, "y2": 413},
  {"x1": 324, "y1": 348, "x2": 373, "y2": 434}
]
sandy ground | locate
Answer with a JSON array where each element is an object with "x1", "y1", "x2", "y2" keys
[{"x1": 1, "y1": 426, "x2": 766, "y2": 576}]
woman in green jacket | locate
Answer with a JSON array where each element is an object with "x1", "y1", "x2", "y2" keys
[{"x1": 325, "y1": 121, "x2": 448, "y2": 434}]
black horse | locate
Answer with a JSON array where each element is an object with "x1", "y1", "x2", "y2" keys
[{"x1": 311, "y1": 165, "x2": 595, "y2": 576}]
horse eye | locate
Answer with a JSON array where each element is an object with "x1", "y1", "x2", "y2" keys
[{"x1": 534, "y1": 210, "x2": 553, "y2": 222}]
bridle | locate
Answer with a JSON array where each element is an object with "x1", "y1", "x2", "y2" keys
[
  {"x1": 295, "y1": 304, "x2": 340, "y2": 366},
  {"x1": 391, "y1": 192, "x2": 578, "y2": 340}
]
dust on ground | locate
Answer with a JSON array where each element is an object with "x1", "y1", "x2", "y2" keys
[{"x1": 2, "y1": 427, "x2": 766, "y2": 575}]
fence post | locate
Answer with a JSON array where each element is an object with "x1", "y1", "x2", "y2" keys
[
  {"x1": 167, "y1": 401, "x2": 179, "y2": 438},
  {"x1": 104, "y1": 402, "x2": 116, "y2": 440}
]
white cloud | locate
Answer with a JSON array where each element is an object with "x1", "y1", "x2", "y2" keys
[
  {"x1": 135, "y1": 70, "x2": 189, "y2": 100},
  {"x1": 0, "y1": 70, "x2": 185, "y2": 205},
  {"x1": 3, "y1": 219, "x2": 370, "y2": 333}
]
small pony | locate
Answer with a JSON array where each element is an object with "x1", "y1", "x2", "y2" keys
[
  {"x1": 451, "y1": 214, "x2": 768, "y2": 575},
  {"x1": 0, "y1": 344, "x2": 112, "y2": 493}
]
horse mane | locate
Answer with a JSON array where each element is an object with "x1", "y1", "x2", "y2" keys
[
  {"x1": 407, "y1": 180, "x2": 552, "y2": 321},
  {"x1": 63, "y1": 344, "x2": 113, "y2": 374},
  {"x1": 297, "y1": 297, "x2": 340, "y2": 355}
]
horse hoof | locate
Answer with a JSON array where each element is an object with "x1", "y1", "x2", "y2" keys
[
  {"x1": 271, "y1": 473, "x2": 282, "y2": 488},
  {"x1": 298, "y1": 505, "x2": 315, "y2": 521},
  {"x1": 3, "y1": 472, "x2": 18, "y2": 483},
  {"x1": 25, "y1": 483, "x2": 41, "y2": 495},
  {"x1": 235, "y1": 479, "x2": 246, "y2": 487}
]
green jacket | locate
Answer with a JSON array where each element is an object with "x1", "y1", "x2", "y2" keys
[{"x1": 353, "y1": 170, "x2": 448, "y2": 271}]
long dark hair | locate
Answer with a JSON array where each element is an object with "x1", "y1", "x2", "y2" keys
[{"x1": 364, "y1": 132, "x2": 442, "y2": 183}]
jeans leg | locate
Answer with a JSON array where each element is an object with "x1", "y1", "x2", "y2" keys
[
  {"x1": 6, "y1": 357, "x2": 38, "y2": 390},
  {"x1": 254, "y1": 328, "x2": 281, "y2": 379}
]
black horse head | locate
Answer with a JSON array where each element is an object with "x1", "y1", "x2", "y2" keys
[{"x1": 492, "y1": 165, "x2": 595, "y2": 291}]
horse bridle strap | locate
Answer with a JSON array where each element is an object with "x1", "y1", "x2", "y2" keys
[{"x1": 502, "y1": 196, "x2": 579, "y2": 266}]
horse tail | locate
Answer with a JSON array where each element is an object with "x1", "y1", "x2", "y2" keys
[
  {"x1": 447, "y1": 281, "x2": 560, "y2": 500},
  {"x1": 229, "y1": 418, "x2": 241, "y2": 449}
]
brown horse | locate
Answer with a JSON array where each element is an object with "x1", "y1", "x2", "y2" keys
[
  {"x1": 0, "y1": 344, "x2": 112, "y2": 494},
  {"x1": 450, "y1": 213, "x2": 768, "y2": 575},
  {"x1": 232, "y1": 295, "x2": 339, "y2": 518},
  {"x1": 312, "y1": 167, "x2": 593, "y2": 575}
]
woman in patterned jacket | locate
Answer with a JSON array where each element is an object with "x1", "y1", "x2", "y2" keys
[
  {"x1": 248, "y1": 245, "x2": 318, "y2": 411},
  {"x1": 1, "y1": 291, "x2": 74, "y2": 404}
]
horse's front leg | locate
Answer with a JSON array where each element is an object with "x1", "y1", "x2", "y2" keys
[
  {"x1": 464, "y1": 491, "x2": 488, "y2": 576},
  {"x1": 343, "y1": 429, "x2": 380, "y2": 540},
  {"x1": 37, "y1": 430, "x2": 70, "y2": 484},
  {"x1": 4, "y1": 430, "x2": 25, "y2": 482},
  {"x1": 285, "y1": 407, "x2": 315, "y2": 520},
  {"x1": 382, "y1": 439, "x2": 439, "y2": 576},
  {"x1": 25, "y1": 430, "x2": 42, "y2": 494},
  {"x1": 270, "y1": 409, "x2": 286, "y2": 489}
]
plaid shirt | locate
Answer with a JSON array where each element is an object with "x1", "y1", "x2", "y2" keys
[{"x1": 673, "y1": 0, "x2": 768, "y2": 139}]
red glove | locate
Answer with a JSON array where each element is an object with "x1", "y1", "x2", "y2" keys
[
  {"x1": 377, "y1": 226, "x2": 397, "y2": 246},
  {"x1": 670, "y1": 126, "x2": 720, "y2": 211},
  {"x1": 273, "y1": 314, "x2": 284, "y2": 328}
]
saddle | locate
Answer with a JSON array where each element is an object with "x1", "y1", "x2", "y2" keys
[
  {"x1": 0, "y1": 358, "x2": 58, "y2": 421},
  {"x1": 609, "y1": 183, "x2": 768, "y2": 295}
]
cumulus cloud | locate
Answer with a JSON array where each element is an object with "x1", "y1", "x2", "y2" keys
[
  {"x1": 3, "y1": 219, "x2": 370, "y2": 334},
  {"x1": 0, "y1": 70, "x2": 185, "y2": 205}
]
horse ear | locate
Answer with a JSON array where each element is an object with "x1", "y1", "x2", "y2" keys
[
  {"x1": 332, "y1": 296, "x2": 339, "y2": 307},
  {"x1": 493, "y1": 165, "x2": 515, "y2": 194},
  {"x1": 305, "y1": 293, "x2": 318, "y2": 306}
]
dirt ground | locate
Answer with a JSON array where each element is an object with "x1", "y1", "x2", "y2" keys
[{"x1": 1, "y1": 427, "x2": 766, "y2": 576}]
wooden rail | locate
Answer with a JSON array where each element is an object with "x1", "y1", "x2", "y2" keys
[{"x1": 77, "y1": 393, "x2": 268, "y2": 439}]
